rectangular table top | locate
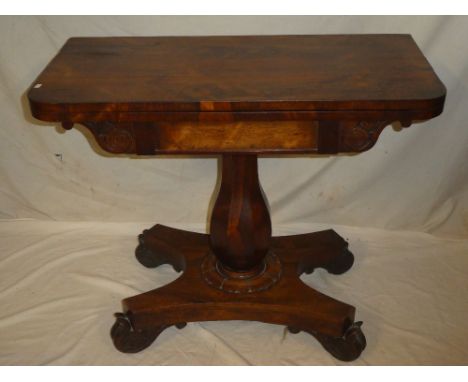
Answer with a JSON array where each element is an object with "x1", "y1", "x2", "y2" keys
[{"x1": 28, "y1": 34, "x2": 445, "y2": 118}]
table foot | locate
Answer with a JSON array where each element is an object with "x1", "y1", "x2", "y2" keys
[
  {"x1": 134, "y1": 225, "x2": 199, "y2": 272},
  {"x1": 323, "y1": 248, "x2": 354, "y2": 275},
  {"x1": 272, "y1": 229, "x2": 354, "y2": 275},
  {"x1": 114, "y1": 224, "x2": 364, "y2": 361},
  {"x1": 110, "y1": 312, "x2": 166, "y2": 353},
  {"x1": 111, "y1": 312, "x2": 189, "y2": 353},
  {"x1": 288, "y1": 321, "x2": 366, "y2": 362}
]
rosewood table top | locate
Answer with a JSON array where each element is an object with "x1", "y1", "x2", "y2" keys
[{"x1": 29, "y1": 34, "x2": 445, "y2": 117}]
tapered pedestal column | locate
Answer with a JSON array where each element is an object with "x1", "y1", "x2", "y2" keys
[{"x1": 112, "y1": 155, "x2": 366, "y2": 361}]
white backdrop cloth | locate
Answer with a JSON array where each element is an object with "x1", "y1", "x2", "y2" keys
[{"x1": 0, "y1": 16, "x2": 467, "y2": 365}]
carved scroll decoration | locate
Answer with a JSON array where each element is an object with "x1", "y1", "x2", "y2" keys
[
  {"x1": 340, "y1": 120, "x2": 416, "y2": 153},
  {"x1": 340, "y1": 121, "x2": 390, "y2": 152},
  {"x1": 83, "y1": 122, "x2": 136, "y2": 154}
]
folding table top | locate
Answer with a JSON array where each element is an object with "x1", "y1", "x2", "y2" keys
[{"x1": 28, "y1": 34, "x2": 446, "y2": 119}]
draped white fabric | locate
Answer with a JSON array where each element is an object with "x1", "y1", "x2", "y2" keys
[{"x1": 0, "y1": 16, "x2": 467, "y2": 365}]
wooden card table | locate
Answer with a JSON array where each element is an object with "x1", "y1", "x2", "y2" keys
[{"x1": 27, "y1": 35, "x2": 445, "y2": 361}]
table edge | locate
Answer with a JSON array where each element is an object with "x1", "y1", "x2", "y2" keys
[{"x1": 28, "y1": 94, "x2": 446, "y2": 123}]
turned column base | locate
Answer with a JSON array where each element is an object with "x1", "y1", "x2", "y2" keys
[
  {"x1": 112, "y1": 224, "x2": 365, "y2": 362},
  {"x1": 201, "y1": 250, "x2": 282, "y2": 294}
]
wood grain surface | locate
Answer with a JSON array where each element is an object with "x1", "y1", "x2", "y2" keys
[{"x1": 28, "y1": 35, "x2": 446, "y2": 119}]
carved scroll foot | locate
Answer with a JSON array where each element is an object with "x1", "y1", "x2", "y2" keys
[
  {"x1": 135, "y1": 232, "x2": 167, "y2": 269},
  {"x1": 313, "y1": 321, "x2": 366, "y2": 362},
  {"x1": 320, "y1": 248, "x2": 354, "y2": 275},
  {"x1": 111, "y1": 313, "x2": 188, "y2": 353},
  {"x1": 271, "y1": 229, "x2": 354, "y2": 276},
  {"x1": 135, "y1": 226, "x2": 192, "y2": 272},
  {"x1": 110, "y1": 313, "x2": 167, "y2": 353},
  {"x1": 288, "y1": 321, "x2": 366, "y2": 362}
]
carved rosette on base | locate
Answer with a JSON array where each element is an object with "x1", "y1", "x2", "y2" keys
[{"x1": 201, "y1": 250, "x2": 282, "y2": 294}]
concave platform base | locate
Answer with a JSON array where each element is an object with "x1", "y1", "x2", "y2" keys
[{"x1": 111, "y1": 224, "x2": 366, "y2": 362}]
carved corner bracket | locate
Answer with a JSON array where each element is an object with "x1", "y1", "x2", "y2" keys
[
  {"x1": 339, "y1": 120, "x2": 413, "y2": 153},
  {"x1": 82, "y1": 122, "x2": 137, "y2": 154},
  {"x1": 340, "y1": 121, "x2": 390, "y2": 152}
]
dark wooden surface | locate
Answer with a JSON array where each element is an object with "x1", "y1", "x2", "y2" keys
[
  {"x1": 77, "y1": 119, "x2": 393, "y2": 155},
  {"x1": 210, "y1": 155, "x2": 271, "y2": 272},
  {"x1": 123, "y1": 154, "x2": 367, "y2": 361},
  {"x1": 26, "y1": 34, "x2": 446, "y2": 361},
  {"x1": 28, "y1": 35, "x2": 445, "y2": 118},
  {"x1": 126, "y1": 223, "x2": 365, "y2": 361},
  {"x1": 27, "y1": 35, "x2": 446, "y2": 156}
]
